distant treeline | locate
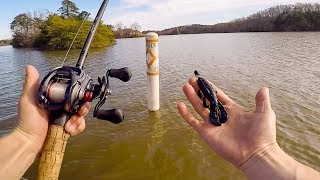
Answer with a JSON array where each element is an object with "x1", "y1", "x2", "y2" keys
[
  {"x1": 144, "y1": 3, "x2": 320, "y2": 35},
  {"x1": 111, "y1": 22, "x2": 144, "y2": 39},
  {"x1": 0, "y1": 40, "x2": 11, "y2": 46},
  {"x1": 10, "y1": 0, "x2": 115, "y2": 50}
]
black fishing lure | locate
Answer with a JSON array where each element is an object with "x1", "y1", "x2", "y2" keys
[{"x1": 194, "y1": 70, "x2": 228, "y2": 126}]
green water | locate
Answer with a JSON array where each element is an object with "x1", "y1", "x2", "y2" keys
[{"x1": 0, "y1": 32, "x2": 319, "y2": 179}]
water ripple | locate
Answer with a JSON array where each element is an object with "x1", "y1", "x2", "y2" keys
[{"x1": 1, "y1": 33, "x2": 320, "y2": 179}]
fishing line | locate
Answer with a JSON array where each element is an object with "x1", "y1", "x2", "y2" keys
[
  {"x1": 61, "y1": 14, "x2": 89, "y2": 66},
  {"x1": 37, "y1": 1, "x2": 132, "y2": 179}
]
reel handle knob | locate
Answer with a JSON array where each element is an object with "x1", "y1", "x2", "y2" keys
[
  {"x1": 95, "y1": 108, "x2": 124, "y2": 124},
  {"x1": 108, "y1": 67, "x2": 132, "y2": 82}
]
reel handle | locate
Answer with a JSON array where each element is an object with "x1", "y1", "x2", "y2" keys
[
  {"x1": 108, "y1": 67, "x2": 132, "y2": 82},
  {"x1": 95, "y1": 108, "x2": 124, "y2": 124}
]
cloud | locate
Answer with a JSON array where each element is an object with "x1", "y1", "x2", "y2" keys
[
  {"x1": 120, "y1": 0, "x2": 153, "y2": 8},
  {"x1": 104, "y1": 0, "x2": 319, "y2": 30}
]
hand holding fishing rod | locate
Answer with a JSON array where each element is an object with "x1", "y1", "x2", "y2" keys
[
  {"x1": 36, "y1": 0, "x2": 132, "y2": 179},
  {"x1": 37, "y1": 67, "x2": 131, "y2": 179}
]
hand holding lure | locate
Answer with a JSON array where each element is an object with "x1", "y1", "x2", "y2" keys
[{"x1": 194, "y1": 70, "x2": 228, "y2": 126}]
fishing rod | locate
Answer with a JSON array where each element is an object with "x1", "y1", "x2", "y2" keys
[{"x1": 37, "y1": 0, "x2": 132, "y2": 179}]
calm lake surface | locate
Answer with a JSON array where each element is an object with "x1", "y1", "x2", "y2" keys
[{"x1": 0, "y1": 32, "x2": 319, "y2": 179}]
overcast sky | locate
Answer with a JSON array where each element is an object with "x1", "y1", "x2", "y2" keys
[{"x1": 0, "y1": 0, "x2": 319, "y2": 39}]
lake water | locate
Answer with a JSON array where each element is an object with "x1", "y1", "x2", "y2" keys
[{"x1": 0, "y1": 32, "x2": 319, "y2": 179}]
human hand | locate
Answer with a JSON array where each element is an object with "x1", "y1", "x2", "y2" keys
[
  {"x1": 16, "y1": 65, "x2": 90, "y2": 155},
  {"x1": 177, "y1": 77, "x2": 278, "y2": 169}
]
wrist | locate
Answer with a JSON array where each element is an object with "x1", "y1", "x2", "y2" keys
[
  {"x1": 239, "y1": 142, "x2": 278, "y2": 171},
  {"x1": 0, "y1": 129, "x2": 39, "y2": 179},
  {"x1": 13, "y1": 127, "x2": 42, "y2": 156},
  {"x1": 241, "y1": 143, "x2": 298, "y2": 180}
]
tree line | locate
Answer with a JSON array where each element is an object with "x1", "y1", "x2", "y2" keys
[
  {"x1": 8, "y1": 2, "x2": 320, "y2": 47},
  {"x1": 0, "y1": 40, "x2": 11, "y2": 46},
  {"x1": 10, "y1": 0, "x2": 115, "y2": 50},
  {"x1": 147, "y1": 3, "x2": 320, "y2": 35},
  {"x1": 111, "y1": 22, "x2": 143, "y2": 38}
]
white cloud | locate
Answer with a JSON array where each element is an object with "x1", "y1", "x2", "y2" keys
[
  {"x1": 120, "y1": 0, "x2": 153, "y2": 8},
  {"x1": 103, "y1": 0, "x2": 320, "y2": 30}
]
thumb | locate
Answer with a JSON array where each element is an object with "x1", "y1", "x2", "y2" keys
[
  {"x1": 22, "y1": 65, "x2": 40, "y2": 102},
  {"x1": 255, "y1": 87, "x2": 272, "y2": 113}
]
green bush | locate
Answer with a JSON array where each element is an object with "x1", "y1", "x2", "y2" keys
[{"x1": 34, "y1": 15, "x2": 115, "y2": 50}]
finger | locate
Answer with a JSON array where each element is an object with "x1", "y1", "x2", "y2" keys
[
  {"x1": 177, "y1": 102, "x2": 203, "y2": 131},
  {"x1": 22, "y1": 65, "x2": 40, "y2": 103},
  {"x1": 183, "y1": 83, "x2": 210, "y2": 121},
  {"x1": 189, "y1": 77, "x2": 233, "y2": 105},
  {"x1": 255, "y1": 87, "x2": 272, "y2": 113},
  {"x1": 215, "y1": 86, "x2": 233, "y2": 105},
  {"x1": 64, "y1": 115, "x2": 84, "y2": 136},
  {"x1": 71, "y1": 119, "x2": 86, "y2": 136},
  {"x1": 188, "y1": 77, "x2": 199, "y2": 92},
  {"x1": 78, "y1": 103, "x2": 91, "y2": 116}
]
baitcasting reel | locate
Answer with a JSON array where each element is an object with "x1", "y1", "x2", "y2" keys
[{"x1": 38, "y1": 66, "x2": 132, "y2": 125}]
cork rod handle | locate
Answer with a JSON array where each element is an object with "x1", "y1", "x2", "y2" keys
[{"x1": 37, "y1": 125, "x2": 70, "y2": 180}]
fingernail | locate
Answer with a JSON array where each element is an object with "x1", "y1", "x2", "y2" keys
[
  {"x1": 67, "y1": 124, "x2": 77, "y2": 134},
  {"x1": 25, "y1": 65, "x2": 30, "y2": 77},
  {"x1": 84, "y1": 107, "x2": 89, "y2": 114},
  {"x1": 24, "y1": 68, "x2": 28, "y2": 83}
]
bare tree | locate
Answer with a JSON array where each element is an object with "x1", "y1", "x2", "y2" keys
[
  {"x1": 115, "y1": 22, "x2": 124, "y2": 31},
  {"x1": 130, "y1": 22, "x2": 141, "y2": 37}
]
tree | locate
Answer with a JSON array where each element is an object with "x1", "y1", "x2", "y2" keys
[
  {"x1": 274, "y1": 13, "x2": 289, "y2": 31},
  {"x1": 130, "y1": 22, "x2": 142, "y2": 37},
  {"x1": 286, "y1": 12, "x2": 311, "y2": 31},
  {"x1": 34, "y1": 15, "x2": 115, "y2": 50},
  {"x1": 58, "y1": 0, "x2": 79, "y2": 18},
  {"x1": 115, "y1": 22, "x2": 124, "y2": 31},
  {"x1": 10, "y1": 13, "x2": 38, "y2": 47},
  {"x1": 9, "y1": 0, "x2": 115, "y2": 50},
  {"x1": 78, "y1": 11, "x2": 90, "y2": 20},
  {"x1": 10, "y1": 13, "x2": 33, "y2": 34},
  {"x1": 113, "y1": 22, "x2": 124, "y2": 37},
  {"x1": 112, "y1": 22, "x2": 144, "y2": 38}
]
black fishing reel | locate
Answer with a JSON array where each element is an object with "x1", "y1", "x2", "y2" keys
[{"x1": 38, "y1": 66, "x2": 132, "y2": 125}]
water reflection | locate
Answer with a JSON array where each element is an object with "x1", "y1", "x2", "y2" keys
[{"x1": 145, "y1": 111, "x2": 166, "y2": 163}]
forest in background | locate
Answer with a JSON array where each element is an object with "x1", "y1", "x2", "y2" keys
[
  {"x1": 143, "y1": 3, "x2": 320, "y2": 35},
  {"x1": 4, "y1": 2, "x2": 320, "y2": 47}
]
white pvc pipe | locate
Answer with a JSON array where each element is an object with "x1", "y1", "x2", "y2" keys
[{"x1": 146, "y1": 32, "x2": 159, "y2": 111}]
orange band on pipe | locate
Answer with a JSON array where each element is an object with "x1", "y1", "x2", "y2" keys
[
  {"x1": 147, "y1": 72, "x2": 159, "y2": 76},
  {"x1": 146, "y1": 39, "x2": 158, "y2": 43}
]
